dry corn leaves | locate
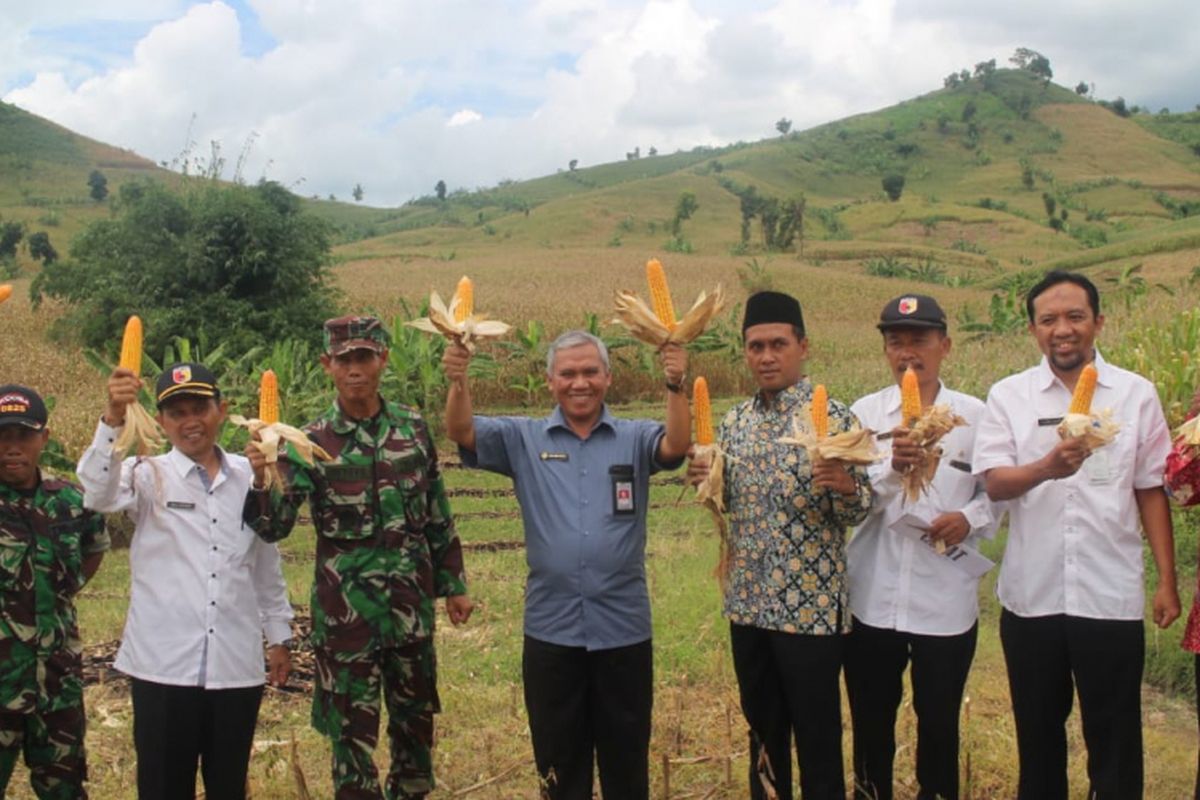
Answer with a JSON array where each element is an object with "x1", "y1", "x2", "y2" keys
[
  {"x1": 778, "y1": 402, "x2": 881, "y2": 466},
  {"x1": 115, "y1": 404, "x2": 166, "y2": 458},
  {"x1": 899, "y1": 405, "x2": 967, "y2": 504},
  {"x1": 230, "y1": 415, "x2": 332, "y2": 491},
  {"x1": 406, "y1": 291, "x2": 511, "y2": 353},
  {"x1": 688, "y1": 443, "x2": 736, "y2": 586},
  {"x1": 1056, "y1": 409, "x2": 1120, "y2": 451},
  {"x1": 612, "y1": 284, "x2": 727, "y2": 347}
]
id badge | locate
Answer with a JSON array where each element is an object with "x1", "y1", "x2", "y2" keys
[
  {"x1": 1084, "y1": 448, "x2": 1113, "y2": 484},
  {"x1": 610, "y1": 464, "x2": 636, "y2": 515}
]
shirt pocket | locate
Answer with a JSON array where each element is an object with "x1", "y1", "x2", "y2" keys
[
  {"x1": 322, "y1": 492, "x2": 374, "y2": 540},
  {"x1": 0, "y1": 527, "x2": 28, "y2": 591}
]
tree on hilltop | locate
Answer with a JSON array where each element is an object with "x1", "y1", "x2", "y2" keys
[
  {"x1": 352, "y1": 183, "x2": 364, "y2": 202},
  {"x1": 435, "y1": 180, "x2": 447, "y2": 201},
  {"x1": 1010, "y1": 48, "x2": 1053, "y2": 81},
  {"x1": 776, "y1": 118, "x2": 792, "y2": 136}
]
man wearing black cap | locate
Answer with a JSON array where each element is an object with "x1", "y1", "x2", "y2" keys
[
  {"x1": 0, "y1": 385, "x2": 108, "y2": 799},
  {"x1": 843, "y1": 294, "x2": 1000, "y2": 800},
  {"x1": 77, "y1": 363, "x2": 293, "y2": 800},
  {"x1": 689, "y1": 291, "x2": 872, "y2": 800},
  {"x1": 243, "y1": 316, "x2": 471, "y2": 800}
]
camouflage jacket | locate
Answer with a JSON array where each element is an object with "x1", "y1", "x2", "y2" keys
[
  {"x1": 243, "y1": 399, "x2": 466, "y2": 654},
  {"x1": 0, "y1": 475, "x2": 109, "y2": 713}
]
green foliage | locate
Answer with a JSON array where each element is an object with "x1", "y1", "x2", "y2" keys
[
  {"x1": 27, "y1": 231, "x2": 57, "y2": 264},
  {"x1": 31, "y1": 178, "x2": 338, "y2": 359},
  {"x1": 736, "y1": 257, "x2": 775, "y2": 293},
  {"x1": 956, "y1": 287, "x2": 1027, "y2": 339},
  {"x1": 0, "y1": 219, "x2": 23, "y2": 259},
  {"x1": 881, "y1": 173, "x2": 906, "y2": 202},
  {"x1": 87, "y1": 169, "x2": 108, "y2": 202},
  {"x1": 1108, "y1": 305, "x2": 1200, "y2": 425}
]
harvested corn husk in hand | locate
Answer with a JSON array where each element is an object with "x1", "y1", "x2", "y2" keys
[
  {"x1": 406, "y1": 276, "x2": 511, "y2": 353},
  {"x1": 1056, "y1": 364, "x2": 1120, "y2": 451},
  {"x1": 689, "y1": 377, "x2": 732, "y2": 583},
  {"x1": 1166, "y1": 415, "x2": 1200, "y2": 507},
  {"x1": 114, "y1": 316, "x2": 166, "y2": 457},
  {"x1": 613, "y1": 258, "x2": 726, "y2": 347},
  {"x1": 896, "y1": 367, "x2": 967, "y2": 503},
  {"x1": 778, "y1": 384, "x2": 881, "y2": 466},
  {"x1": 231, "y1": 370, "x2": 331, "y2": 491}
]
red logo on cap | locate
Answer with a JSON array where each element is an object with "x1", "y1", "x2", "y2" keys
[
  {"x1": 172, "y1": 365, "x2": 192, "y2": 384},
  {"x1": 898, "y1": 297, "x2": 919, "y2": 315}
]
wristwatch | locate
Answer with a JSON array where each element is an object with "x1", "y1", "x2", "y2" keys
[{"x1": 665, "y1": 380, "x2": 684, "y2": 394}]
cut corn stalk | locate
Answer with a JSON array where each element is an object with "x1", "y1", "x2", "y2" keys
[
  {"x1": 693, "y1": 377, "x2": 714, "y2": 446},
  {"x1": 258, "y1": 370, "x2": 280, "y2": 426},
  {"x1": 1057, "y1": 363, "x2": 1119, "y2": 451},
  {"x1": 452, "y1": 276, "x2": 473, "y2": 324},
  {"x1": 113, "y1": 315, "x2": 166, "y2": 457},
  {"x1": 0, "y1": 285, "x2": 12, "y2": 305},
  {"x1": 407, "y1": 279, "x2": 511, "y2": 353},
  {"x1": 811, "y1": 385, "x2": 829, "y2": 439},
  {"x1": 900, "y1": 366, "x2": 921, "y2": 427},
  {"x1": 646, "y1": 259, "x2": 677, "y2": 331},
  {"x1": 613, "y1": 258, "x2": 726, "y2": 347},
  {"x1": 898, "y1": 404, "x2": 968, "y2": 504}
]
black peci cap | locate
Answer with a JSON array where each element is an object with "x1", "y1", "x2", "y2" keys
[{"x1": 743, "y1": 291, "x2": 806, "y2": 335}]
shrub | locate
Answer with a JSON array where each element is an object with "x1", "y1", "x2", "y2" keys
[{"x1": 881, "y1": 174, "x2": 906, "y2": 202}]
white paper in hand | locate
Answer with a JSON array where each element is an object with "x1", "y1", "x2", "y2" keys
[{"x1": 890, "y1": 513, "x2": 995, "y2": 578}]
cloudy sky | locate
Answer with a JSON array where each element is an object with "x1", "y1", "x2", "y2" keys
[{"x1": 3, "y1": 0, "x2": 1198, "y2": 206}]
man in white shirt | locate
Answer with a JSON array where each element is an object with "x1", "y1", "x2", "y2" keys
[
  {"x1": 973, "y1": 270, "x2": 1180, "y2": 799},
  {"x1": 78, "y1": 362, "x2": 293, "y2": 800},
  {"x1": 845, "y1": 293, "x2": 1000, "y2": 800}
]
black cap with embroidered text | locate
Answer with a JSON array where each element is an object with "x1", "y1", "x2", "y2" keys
[
  {"x1": 155, "y1": 362, "x2": 220, "y2": 406},
  {"x1": 877, "y1": 294, "x2": 947, "y2": 332},
  {"x1": 0, "y1": 385, "x2": 48, "y2": 430}
]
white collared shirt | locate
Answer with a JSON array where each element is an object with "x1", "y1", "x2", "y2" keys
[
  {"x1": 973, "y1": 351, "x2": 1170, "y2": 621},
  {"x1": 848, "y1": 383, "x2": 1001, "y2": 635},
  {"x1": 78, "y1": 420, "x2": 293, "y2": 689}
]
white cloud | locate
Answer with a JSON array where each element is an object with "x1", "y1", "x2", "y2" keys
[
  {"x1": 3, "y1": 0, "x2": 1199, "y2": 205},
  {"x1": 447, "y1": 109, "x2": 483, "y2": 127}
]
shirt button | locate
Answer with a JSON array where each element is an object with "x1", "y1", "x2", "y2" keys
[
  {"x1": 211, "y1": 518, "x2": 218, "y2": 524},
  {"x1": 210, "y1": 601, "x2": 216, "y2": 606},
  {"x1": 212, "y1": 546, "x2": 218, "y2": 552},
  {"x1": 211, "y1": 573, "x2": 216, "y2": 578},
  {"x1": 208, "y1": 628, "x2": 214, "y2": 634}
]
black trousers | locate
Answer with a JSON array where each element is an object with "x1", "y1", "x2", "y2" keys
[
  {"x1": 729, "y1": 623, "x2": 844, "y2": 800},
  {"x1": 843, "y1": 617, "x2": 977, "y2": 800},
  {"x1": 130, "y1": 678, "x2": 263, "y2": 800},
  {"x1": 1000, "y1": 610, "x2": 1144, "y2": 800},
  {"x1": 522, "y1": 636, "x2": 652, "y2": 800}
]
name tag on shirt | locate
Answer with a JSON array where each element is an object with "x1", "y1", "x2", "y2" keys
[
  {"x1": 1038, "y1": 416, "x2": 1064, "y2": 427},
  {"x1": 610, "y1": 464, "x2": 635, "y2": 514},
  {"x1": 948, "y1": 459, "x2": 971, "y2": 473},
  {"x1": 166, "y1": 501, "x2": 196, "y2": 510},
  {"x1": 540, "y1": 452, "x2": 569, "y2": 462},
  {"x1": 324, "y1": 465, "x2": 371, "y2": 481}
]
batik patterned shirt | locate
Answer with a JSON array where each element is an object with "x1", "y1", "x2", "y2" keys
[{"x1": 719, "y1": 381, "x2": 872, "y2": 635}]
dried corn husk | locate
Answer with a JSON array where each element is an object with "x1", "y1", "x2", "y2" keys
[
  {"x1": 778, "y1": 404, "x2": 881, "y2": 466},
  {"x1": 115, "y1": 404, "x2": 166, "y2": 457},
  {"x1": 899, "y1": 405, "x2": 968, "y2": 503},
  {"x1": 689, "y1": 442, "x2": 734, "y2": 586},
  {"x1": 231, "y1": 415, "x2": 332, "y2": 491},
  {"x1": 612, "y1": 284, "x2": 726, "y2": 347},
  {"x1": 1057, "y1": 409, "x2": 1120, "y2": 451},
  {"x1": 407, "y1": 289, "x2": 511, "y2": 353}
]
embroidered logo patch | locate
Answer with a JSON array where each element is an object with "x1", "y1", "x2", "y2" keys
[
  {"x1": 172, "y1": 365, "x2": 192, "y2": 384},
  {"x1": 898, "y1": 297, "x2": 919, "y2": 315}
]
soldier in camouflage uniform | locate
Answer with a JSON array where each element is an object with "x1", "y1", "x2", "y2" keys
[
  {"x1": 0, "y1": 385, "x2": 108, "y2": 799},
  {"x1": 243, "y1": 316, "x2": 472, "y2": 800}
]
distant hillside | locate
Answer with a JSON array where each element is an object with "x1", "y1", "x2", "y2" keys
[{"x1": 3, "y1": 68, "x2": 1200, "y2": 282}]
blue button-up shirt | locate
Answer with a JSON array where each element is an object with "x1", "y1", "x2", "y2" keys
[{"x1": 461, "y1": 406, "x2": 679, "y2": 650}]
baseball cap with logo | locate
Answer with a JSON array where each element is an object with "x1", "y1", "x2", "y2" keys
[
  {"x1": 155, "y1": 362, "x2": 220, "y2": 407},
  {"x1": 323, "y1": 315, "x2": 390, "y2": 356},
  {"x1": 0, "y1": 385, "x2": 48, "y2": 430},
  {"x1": 877, "y1": 293, "x2": 948, "y2": 332}
]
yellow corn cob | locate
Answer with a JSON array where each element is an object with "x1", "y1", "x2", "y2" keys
[
  {"x1": 453, "y1": 276, "x2": 473, "y2": 323},
  {"x1": 258, "y1": 370, "x2": 279, "y2": 425},
  {"x1": 1069, "y1": 363, "x2": 1098, "y2": 415},
  {"x1": 811, "y1": 384, "x2": 829, "y2": 438},
  {"x1": 646, "y1": 258, "x2": 676, "y2": 330},
  {"x1": 901, "y1": 366, "x2": 921, "y2": 426},
  {"x1": 119, "y1": 316, "x2": 143, "y2": 374},
  {"x1": 0, "y1": 285, "x2": 12, "y2": 304},
  {"x1": 694, "y1": 377, "x2": 714, "y2": 445}
]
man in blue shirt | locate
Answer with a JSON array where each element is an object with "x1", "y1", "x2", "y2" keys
[{"x1": 443, "y1": 330, "x2": 689, "y2": 800}]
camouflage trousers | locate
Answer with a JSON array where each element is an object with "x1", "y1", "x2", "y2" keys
[
  {"x1": 0, "y1": 704, "x2": 88, "y2": 800},
  {"x1": 312, "y1": 640, "x2": 439, "y2": 800}
]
